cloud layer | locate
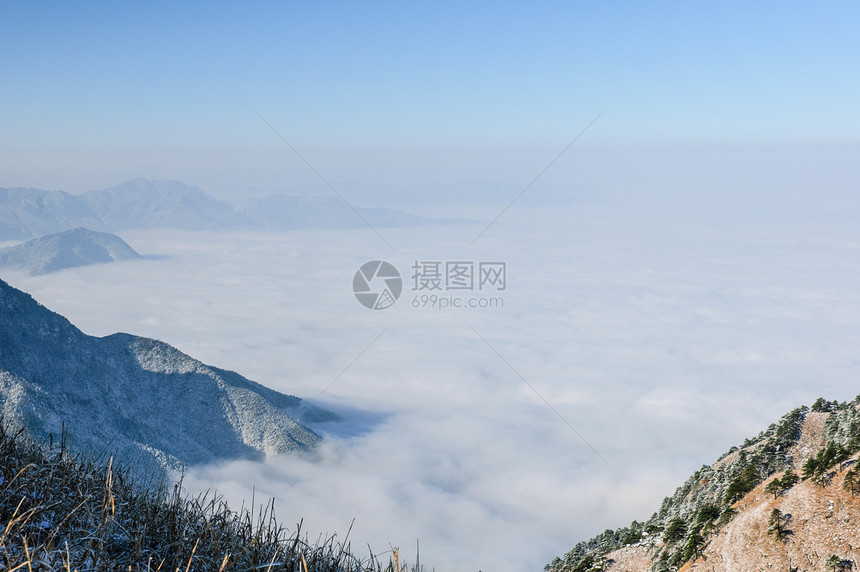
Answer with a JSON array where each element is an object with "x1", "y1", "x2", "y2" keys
[{"x1": 5, "y1": 193, "x2": 860, "y2": 570}]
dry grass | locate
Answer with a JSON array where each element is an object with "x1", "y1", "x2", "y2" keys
[{"x1": 0, "y1": 422, "x2": 422, "y2": 572}]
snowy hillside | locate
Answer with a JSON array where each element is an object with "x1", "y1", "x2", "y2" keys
[
  {"x1": 549, "y1": 401, "x2": 860, "y2": 571},
  {"x1": 0, "y1": 278, "x2": 337, "y2": 474},
  {"x1": 0, "y1": 187, "x2": 106, "y2": 240},
  {"x1": 82, "y1": 178, "x2": 256, "y2": 231},
  {"x1": 0, "y1": 227, "x2": 141, "y2": 275}
]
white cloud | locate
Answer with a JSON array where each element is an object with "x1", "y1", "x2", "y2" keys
[{"x1": 6, "y1": 192, "x2": 860, "y2": 571}]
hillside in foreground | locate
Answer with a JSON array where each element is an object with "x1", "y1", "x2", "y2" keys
[
  {"x1": 548, "y1": 397, "x2": 860, "y2": 571},
  {"x1": 0, "y1": 420, "x2": 418, "y2": 571}
]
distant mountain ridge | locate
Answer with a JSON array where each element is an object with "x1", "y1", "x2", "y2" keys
[
  {"x1": 0, "y1": 278, "x2": 337, "y2": 474},
  {"x1": 0, "y1": 187, "x2": 107, "y2": 240},
  {"x1": 83, "y1": 179, "x2": 255, "y2": 231},
  {"x1": 0, "y1": 227, "x2": 141, "y2": 275},
  {"x1": 0, "y1": 178, "x2": 446, "y2": 240}
]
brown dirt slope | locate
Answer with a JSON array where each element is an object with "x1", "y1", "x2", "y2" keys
[
  {"x1": 678, "y1": 458, "x2": 860, "y2": 571},
  {"x1": 600, "y1": 409, "x2": 859, "y2": 572}
]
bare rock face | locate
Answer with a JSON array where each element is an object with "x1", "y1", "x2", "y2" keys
[{"x1": 0, "y1": 278, "x2": 336, "y2": 475}]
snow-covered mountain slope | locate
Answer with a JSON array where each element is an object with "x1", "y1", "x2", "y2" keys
[
  {"x1": 0, "y1": 188, "x2": 107, "y2": 240},
  {"x1": 549, "y1": 401, "x2": 860, "y2": 571},
  {"x1": 0, "y1": 227, "x2": 141, "y2": 275},
  {"x1": 0, "y1": 278, "x2": 337, "y2": 474},
  {"x1": 81, "y1": 178, "x2": 256, "y2": 231}
]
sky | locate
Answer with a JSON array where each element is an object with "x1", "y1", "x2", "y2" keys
[
  {"x1": 1, "y1": 2, "x2": 859, "y2": 195},
  {"x1": 2, "y1": 2, "x2": 860, "y2": 571}
]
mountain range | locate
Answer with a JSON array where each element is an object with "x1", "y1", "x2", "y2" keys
[
  {"x1": 83, "y1": 179, "x2": 254, "y2": 231},
  {"x1": 0, "y1": 178, "x2": 444, "y2": 240},
  {"x1": 549, "y1": 399, "x2": 860, "y2": 571},
  {"x1": 0, "y1": 278, "x2": 337, "y2": 474},
  {"x1": 0, "y1": 186, "x2": 108, "y2": 240},
  {"x1": 0, "y1": 227, "x2": 141, "y2": 276}
]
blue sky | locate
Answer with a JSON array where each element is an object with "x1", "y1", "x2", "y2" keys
[{"x1": 1, "y1": 2, "x2": 859, "y2": 193}]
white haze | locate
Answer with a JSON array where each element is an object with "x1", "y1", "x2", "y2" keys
[{"x1": 4, "y1": 152, "x2": 860, "y2": 570}]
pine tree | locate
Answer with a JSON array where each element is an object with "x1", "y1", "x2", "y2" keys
[
  {"x1": 767, "y1": 508, "x2": 791, "y2": 542},
  {"x1": 765, "y1": 479, "x2": 782, "y2": 499},
  {"x1": 843, "y1": 466, "x2": 860, "y2": 498},
  {"x1": 826, "y1": 554, "x2": 844, "y2": 571},
  {"x1": 802, "y1": 456, "x2": 820, "y2": 480},
  {"x1": 662, "y1": 517, "x2": 687, "y2": 544},
  {"x1": 779, "y1": 470, "x2": 799, "y2": 489},
  {"x1": 682, "y1": 532, "x2": 705, "y2": 561}
]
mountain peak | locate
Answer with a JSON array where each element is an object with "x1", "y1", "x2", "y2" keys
[
  {"x1": 0, "y1": 279, "x2": 336, "y2": 474},
  {"x1": 82, "y1": 179, "x2": 251, "y2": 231}
]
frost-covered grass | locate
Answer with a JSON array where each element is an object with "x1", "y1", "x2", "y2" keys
[{"x1": 0, "y1": 422, "x2": 420, "y2": 571}]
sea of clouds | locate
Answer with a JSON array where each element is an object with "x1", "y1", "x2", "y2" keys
[{"x1": 4, "y1": 152, "x2": 860, "y2": 570}]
